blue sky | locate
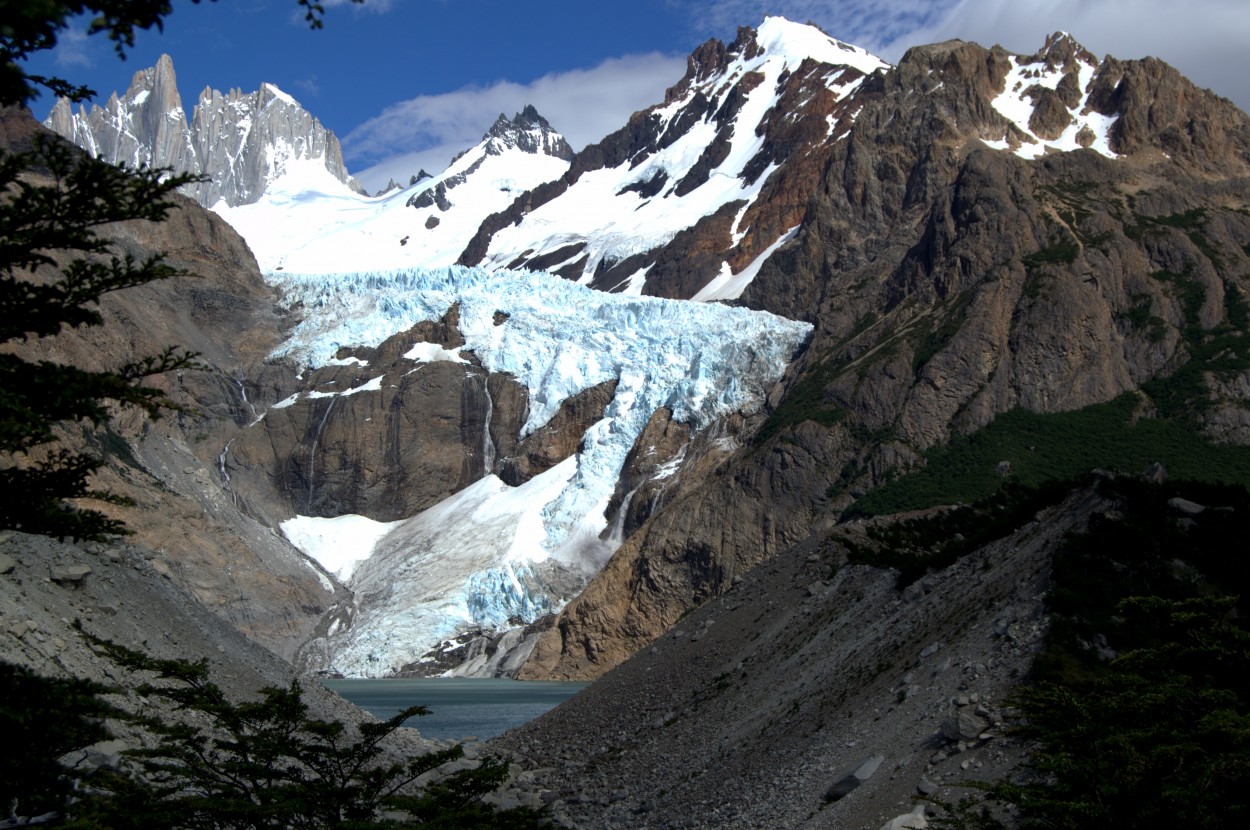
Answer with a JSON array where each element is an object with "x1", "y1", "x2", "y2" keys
[{"x1": 24, "y1": 0, "x2": 1250, "y2": 191}]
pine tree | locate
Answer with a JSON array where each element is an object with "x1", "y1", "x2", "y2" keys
[{"x1": 0, "y1": 132, "x2": 202, "y2": 538}]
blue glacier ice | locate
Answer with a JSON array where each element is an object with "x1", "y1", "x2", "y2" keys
[{"x1": 268, "y1": 265, "x2": 811, "y2": 676}]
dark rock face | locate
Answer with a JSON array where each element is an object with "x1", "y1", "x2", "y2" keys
[
  {"x1": 498, "y1": 380, "x2": 618, "y2": 486},
  {"x1": 225, "y1": 307, "x2": 532, "y2": 522},
  {"x1": 44, "y1": 54, "x2": 363, "y2": 207},
  {"x1": 521, "y1": 33, "x2": 1250, "y2": 679}
]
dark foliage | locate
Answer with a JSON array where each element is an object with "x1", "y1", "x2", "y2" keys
[
  {"x1": 2, "y1": 641, "x2": 551, "y2": 828},
  {"x1": 0, "y1": 662, "x2": 120, "y2": 823},
  {"x1": 933, "y1": 479, "x2": 1250, "y2": 829},
  {"x1": 844, "y1": 480, "x2": 1072, "y2": 585}
]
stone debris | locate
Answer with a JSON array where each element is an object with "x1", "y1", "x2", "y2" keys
[
  {"x1": 880, "y1": 804, "x2": 929, "y2": 830},
  {"x1": 1167, "y1": 497, "x2": 1206, "y2": 516}
]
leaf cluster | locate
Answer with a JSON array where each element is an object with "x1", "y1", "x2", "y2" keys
[
  {"x1": 0, "y1": 661, "x2": 121, "y2": 823},
  {"x1": 992, "y1": 596, "x2": 1250, "y2": 830},
  {"x1": 932, "y1": 480, "x2": 1250, "y2": 829}
]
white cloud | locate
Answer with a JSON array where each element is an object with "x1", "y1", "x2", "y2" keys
[
  {"x1": 344, "y1": 52, "x2": 686, "y2": 191},
  {"x1": 672, "y1": 0, "x2": 958, "y2": 53},
  {"x1": 323, "y1": 0, "x2": 395, "y2": 12},
  {"x1": 54, "y1": 26, "x2": 97, "y2": 70}
]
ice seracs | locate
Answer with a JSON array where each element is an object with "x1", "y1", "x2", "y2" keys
[{"x1": 270, "y1": 265, "x2": 811, "y2": 676}]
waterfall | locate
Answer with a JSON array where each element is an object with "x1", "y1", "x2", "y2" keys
[
  {"x1": 481, "y1": 375, "x2": 496, "y2": 475},
  {"x1": 607, "y1": 486, "x2": 639, "y2": 546},
  {"x1": 218, "y1": 439, "x2": 238, "y2": 508},
  {"x1": 306, "y1": 397, "x2": 336, "y2": 511},
  {"x1": 235, "y1": 374, "x2": 260, "y2": 422}
]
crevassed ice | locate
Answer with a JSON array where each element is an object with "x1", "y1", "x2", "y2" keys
[{"x1": 269, "y1": 265, "x2": 812, "y2": 676}]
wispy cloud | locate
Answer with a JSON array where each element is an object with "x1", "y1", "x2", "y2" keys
[
  {"x1": 288, "y1": 0, "x2": 394, "y2": 27},
  {"x1": 322, "y1": 0, "x2": 396, "y2": 14},
  {"x1": 345, "y1": 52, "x2": 686, "y2": 190},
  {"x1": 293, "y1": 75, "x2": 321, "y2": 98},
  {"x1": 54, "y1": 25, "x2": 97, "y2": 70},
  {"x1": 669, "y1": 0, "x2": 960, "y2": 54}
]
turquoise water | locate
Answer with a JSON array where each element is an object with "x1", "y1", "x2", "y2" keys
[{"x1": 324, "y1": 677, "x2": 587, "y2": 741}]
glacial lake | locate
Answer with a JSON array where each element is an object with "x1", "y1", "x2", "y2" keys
[{"x1": 324, "y1": 677, "x2": 588, "y2": 742}]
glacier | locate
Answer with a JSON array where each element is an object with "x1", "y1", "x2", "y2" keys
[{"x1": 267, "y1": 265, "x2": 811, "y2": 676}]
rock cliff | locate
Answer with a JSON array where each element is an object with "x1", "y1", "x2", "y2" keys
[{"x1": 2, "y1": 105, "x2": 333, "y2": 661}]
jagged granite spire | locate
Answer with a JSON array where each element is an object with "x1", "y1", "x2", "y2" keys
[
  {"x1": 45, "y1": 54, "x2": 198, "y2": 175},
  {"x1": 187, "y1": 81, "x2": 362, "y2": 207},
  {"x1": 44, "y1": 54, "x2": 362, "y2": 208}
]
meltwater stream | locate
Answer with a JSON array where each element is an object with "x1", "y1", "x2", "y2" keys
[{"x1": 324, "y1": 677, "x2": 588, "y2": 741}]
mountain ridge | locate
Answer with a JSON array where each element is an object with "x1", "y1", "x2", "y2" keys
[
  {"x1": 515, "y1": 27, "x2": 1250, "y2": 680},
  {"x1": 45, "y1": 53, "x2": 363, "y2": 208}
]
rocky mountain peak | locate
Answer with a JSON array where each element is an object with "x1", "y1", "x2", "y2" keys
[
  {"x1": 44, "y1": 51, "x2": 197, "y2": 176},
  {"x1": 459, "y1": 16, "x2": 889, "y2": 298},
  {"x1": 1033, "y1": 30, "x2": 1099, "y2": 71},
  {"x1": 44, "y1": 54, "x2": 363, "y2": 208},
  {"x1": 481, "y1": 104, "x2": 574, "y2": 160},
  {"x1": 401, "y1": 107, "x2": 573, "y2": 226}
]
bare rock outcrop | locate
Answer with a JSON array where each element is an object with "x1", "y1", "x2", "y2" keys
[{"x1": 2, "y1": 106, "x2": 339, "y2": 660}]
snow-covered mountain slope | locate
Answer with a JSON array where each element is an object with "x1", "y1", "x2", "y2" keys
[
  {"x1": 457, "y1": 17, "x2": 888, "y2": 301},
  {"x1": 44, "y1": 54, "x2": 362, "y2": 208},
  {"x1": 216, "y1": 108, "x2": 572, "y2": 273},
  {"x1": 263, "y1": 265, "x2": 811, "y2": 677}
]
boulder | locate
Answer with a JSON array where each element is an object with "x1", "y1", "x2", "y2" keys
[
  {"x1": 826, "y1": 754, "x2": 884, "y2": 801},
  {"x1": 49, "y1": 563, "x2": 92, "y2": 584}
]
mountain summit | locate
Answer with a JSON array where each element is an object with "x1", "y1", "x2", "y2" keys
[
  {"x1": 45, "y1": 54, "x2": 362, "y2": 208},
  {"x1": 481, "y1": 104, "x2": 574, "y2": 160},
  {"x1": 457, "y1": 17, "x2": 889, "y2": 298}
]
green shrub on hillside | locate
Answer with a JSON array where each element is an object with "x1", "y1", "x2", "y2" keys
[{"x1": 849, "y1": 394, "x2": 1250, "y2": 516}]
